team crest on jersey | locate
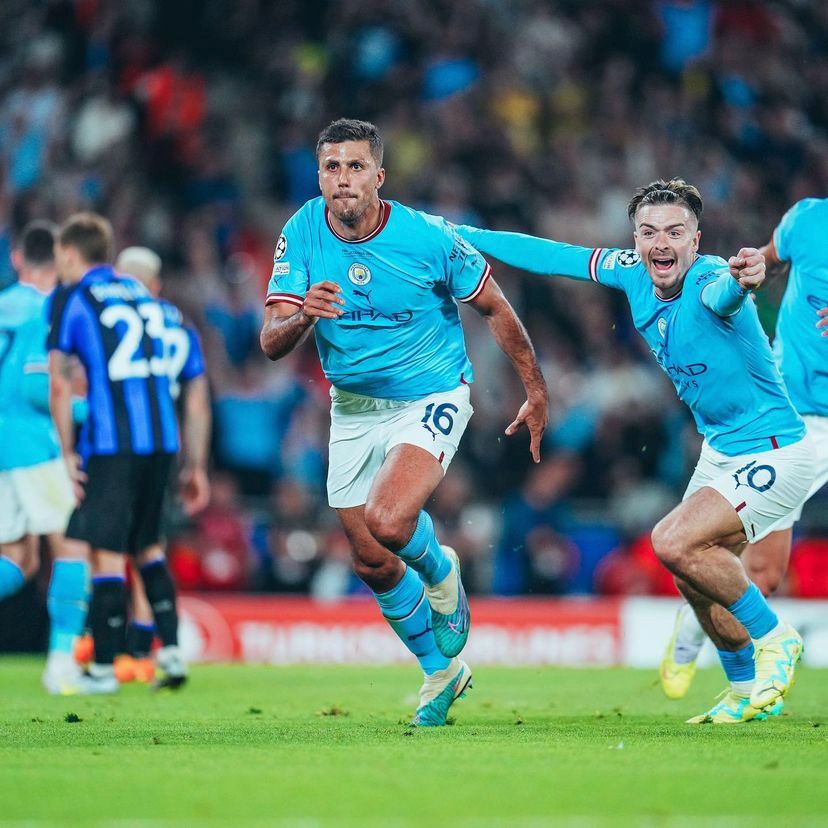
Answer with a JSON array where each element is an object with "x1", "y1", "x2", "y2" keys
[
  {"x1": 617, "y1": 250, "x2": 640, "y2": 267},
  {"x1": 657, "y1": 317, "x2": 667, "y2": 339},
  {"x1": 274, "y1": 235, "x2": 287, "y2": 260},
  {"x1": 348, "y1": 263, "x2": 372, "y2": 286}
]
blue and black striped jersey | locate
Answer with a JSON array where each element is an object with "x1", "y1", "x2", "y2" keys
[{"x1": 47, "y1": 265, "x2": 179, "y2": 458}]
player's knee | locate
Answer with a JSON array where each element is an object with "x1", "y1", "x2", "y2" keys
[
  {"x1": 651, "y1": 517, "x2": 684, "y2": 569},
  {"x1": 351, "y1": 553, "x2": 399, "y2": 589},
  {"x1": 363, "y1": 503, "x2": 409, "y2": 550}
]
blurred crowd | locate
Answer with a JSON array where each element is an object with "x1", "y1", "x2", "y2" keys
[{"x1": 2, "y1": 0, "x2": 827, "y2": 599}]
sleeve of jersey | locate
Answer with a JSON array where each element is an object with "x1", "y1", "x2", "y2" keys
[
  {"x1": 440, "y1": 224, "x2": 492, "y2": 302},
  {"x1": 452, "y1": 226, "x2": 623, "y2": 289},
  {"x1": 45, "y1": 288, "x2": 76, "y2": 353},
  {"x1": 264, "y1": 214, "x2": 310, "y2": 309},
  {"x1": 700, "y1": 271, "x2": 749, "y2": 317},
  {"x1": 179, "y1": 326, "x2": 206, "y2": 381},
  {"x1": 772, "y1": 200, "x2": 805, "y2": 263}
]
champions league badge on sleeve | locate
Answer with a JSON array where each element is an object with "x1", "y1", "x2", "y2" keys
[
  {"x1": 617, "y1": 250, "x2": 641, "y2": 267},
  {"x1": 274, "y1": 235, "x2": 287, "y2": 260},
  {"x1": 348, "y1": 263, "x2": 372, "y2": 286}
]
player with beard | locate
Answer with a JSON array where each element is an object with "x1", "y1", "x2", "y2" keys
[
  {"x1": 455, "y1": 179, "x2": 814, "y2": 724},
  {"x1": 261, "y1": 119, "x2": 549, "y2": 726}
]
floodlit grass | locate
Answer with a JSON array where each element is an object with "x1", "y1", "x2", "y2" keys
[{"x1": 1, "y1": 657, "x2": 827, "y2": 826}]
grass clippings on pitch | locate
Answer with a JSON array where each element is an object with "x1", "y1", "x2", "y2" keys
[{"x1": 1, "y1": 658, "x2": 827, "y2": 826}]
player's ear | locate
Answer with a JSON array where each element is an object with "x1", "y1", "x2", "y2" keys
[
  {"x1": 10, "y1": 249, "x2": 23, "y2": 270},
  {"x1": 693, "y1": 229, "x2": 701, "y2": 252},
  {"x1": 376, "y1": 168, "x2": 385, "y2": 190}
]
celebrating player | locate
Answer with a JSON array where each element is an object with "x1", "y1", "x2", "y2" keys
[
  {"x1": 260, "y1": 118, "x2": 548, "y2": 726},
  {"x1": 48, "y1": 213, "x2": 185, "y2": 693},
  {"x1": 455, "y1": 179, "x2": 814, "y2": 724},
  {"x1": 660, "y1": 196, "x2": 828, "y2": 700},
  {"x1": 0, "y1": 221, "x2": 88, "y2": 694}
]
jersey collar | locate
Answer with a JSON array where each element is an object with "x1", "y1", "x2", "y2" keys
[
  {"x1": 80, "y1": 264, "x2": 116, "y2": 283},
  {"x1": 324, "y1": 200, "x2": 391, "y2": 244}
]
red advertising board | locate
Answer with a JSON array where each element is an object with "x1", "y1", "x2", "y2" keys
[{"x1": 178, "y1": 594, "x2": 623, "y2": 666}]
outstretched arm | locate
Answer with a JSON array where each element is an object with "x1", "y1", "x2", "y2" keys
[
  {"x1": 701, "y1": 247, "x2": 765, "y2": 318},
  {"x1": 467, "y1": 276, "x2": 548, "y2": 463},
  {"x1": 454, "y1": 225, "x2": 597, "y2": 282}
]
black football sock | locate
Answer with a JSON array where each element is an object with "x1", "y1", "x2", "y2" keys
[
  {"x1": 89, "y1": 577, "x2": 127, "y2": 666},
  {"x1": 140, "y1": 560, "x2": 179, "y2": 647},
  {"x1": 126, "y1": 622, "x2": 155, "y2": 658}
]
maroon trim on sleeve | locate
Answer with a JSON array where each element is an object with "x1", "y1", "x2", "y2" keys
[
  {"x1": 458, "y1": 263, "x2": 492, "y2": 303},
  {"x1": 265, "y1": 292, "x2": 304, "y2": 308}
]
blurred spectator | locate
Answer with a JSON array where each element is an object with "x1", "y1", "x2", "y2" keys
[{"x1": 1, "y1": 0, "x2": 827, "y2": 596}]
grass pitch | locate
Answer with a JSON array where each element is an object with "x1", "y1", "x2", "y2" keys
[{"x1": 1, "y1": 658, "x2": 827, "y2": 827}]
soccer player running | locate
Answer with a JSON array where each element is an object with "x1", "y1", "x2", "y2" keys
[
  {"x1": 660, "y1": 197, "x2": 828, "y2": 701},
  {"x1": 260, "y1": 119, "x2": 548, "y2": 726},
  {"x1": 48, "y1": 214, "x2": 186, "y2": 694},
  {"x1": 0, "y1": 221, "x2": 88, "y2": 694},
  {"x1": 455, "y1": 179, "x2": 815, "y2": 724}
]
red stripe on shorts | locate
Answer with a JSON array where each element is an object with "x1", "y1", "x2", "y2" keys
[
  {"x1": 770, "y1": 435, "x2": 779, "y2": 449},
  {"x1": 439, "y1": 451, "x2": 445, "y2": 463},
  {"x1": 735, "y1": 501, "x2": 747, "y2": 512}
]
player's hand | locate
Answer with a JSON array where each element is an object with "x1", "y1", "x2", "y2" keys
[
  {"x1": 818, "y1": 306, "x2": 828, "y2": 337},
  {"x1": 64, "y1": 452, "x2": 87, "y2": 503},
  {"x1": 179, "y1": 465, "x2": 211, "y2": 516},
  {"x1": 505, "y1": 395, "x2": 549, "y2": 463},
  {"x1": 303, "y1": 281, "x2": 345, "y2": 320},
  {"x1": 728, "y1": 247, "x2": 765, "y2": 291}
]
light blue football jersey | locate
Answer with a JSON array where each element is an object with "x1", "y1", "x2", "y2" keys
[
  {"x1": 265, "y1": 198, "x2": 491, "y2": 400},
  {"x1": 0, "y1": 282, "x2": 61, "y2": 470},
  {"x1": 773, "y1": 198, "x2": 828, "y2": 417},
  {"x1": 456, "y1": 226, "x2": 804, "y2": 456}
]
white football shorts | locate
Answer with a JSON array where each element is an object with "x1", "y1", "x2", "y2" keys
[
  {"x1": 327, "y1": 383, "x2": 473, "y2": 509},
  {"x1": 683, "y1": 432, "x2": 815, "y2": 543},
  {"x1": 773, "y1": 415, "x2": 828, "y2": 529},
  {"x1": 0, "y1": 458, "x2": 75, "y2": 544}
]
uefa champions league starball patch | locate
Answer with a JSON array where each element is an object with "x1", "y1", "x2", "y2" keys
[
  {"x1": 348, "y1": 263, "x2": 372, "y2": 285},
  {"x1": 274, "y1": 235, "x2": 287, "y2": 260},
  {"x1": 617, "y1": 250, "x2": 640, "y2": 267}
]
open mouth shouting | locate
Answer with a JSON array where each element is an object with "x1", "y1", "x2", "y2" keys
[{"x1": 651, "y1": 256, "x2": 676, "y2": 274}]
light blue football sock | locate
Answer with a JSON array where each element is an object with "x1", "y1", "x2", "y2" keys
[
  {"x1": 395, "y1": 511, "x2": 452, "y2": 587},
  {"x1": 727, "y1": 583, "x2": 779, "y2": 640},
  {"x1": 374, "y1": 565, "x2": 451, "y2": 675},
  {"x1": 47, "y1": 559, "x2": 90, "y2": 653},
  {"x1": 717, "y1": 643, "x2": 755, "y2": 694},
  {"x1": 0, "y1": 556, "x2": 25, "y2": 601}
]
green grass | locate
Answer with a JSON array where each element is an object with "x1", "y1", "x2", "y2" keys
[{"x1": 1, "y1": 658, "x2": 827, "y2": 827}]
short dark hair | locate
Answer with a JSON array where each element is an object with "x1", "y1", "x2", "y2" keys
[
  {"x1": 18, "y1": 220, "x2": 57, "y2": 266},
  {"x1": 58, "y1": 212, "x2": 115, "y2": 265},
  {"x1": 316, "y1": 118, "x2": 384, "y2": 166},
  {"x1": 627, "y1": 179, "x2": 703, "y2": 224}
]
